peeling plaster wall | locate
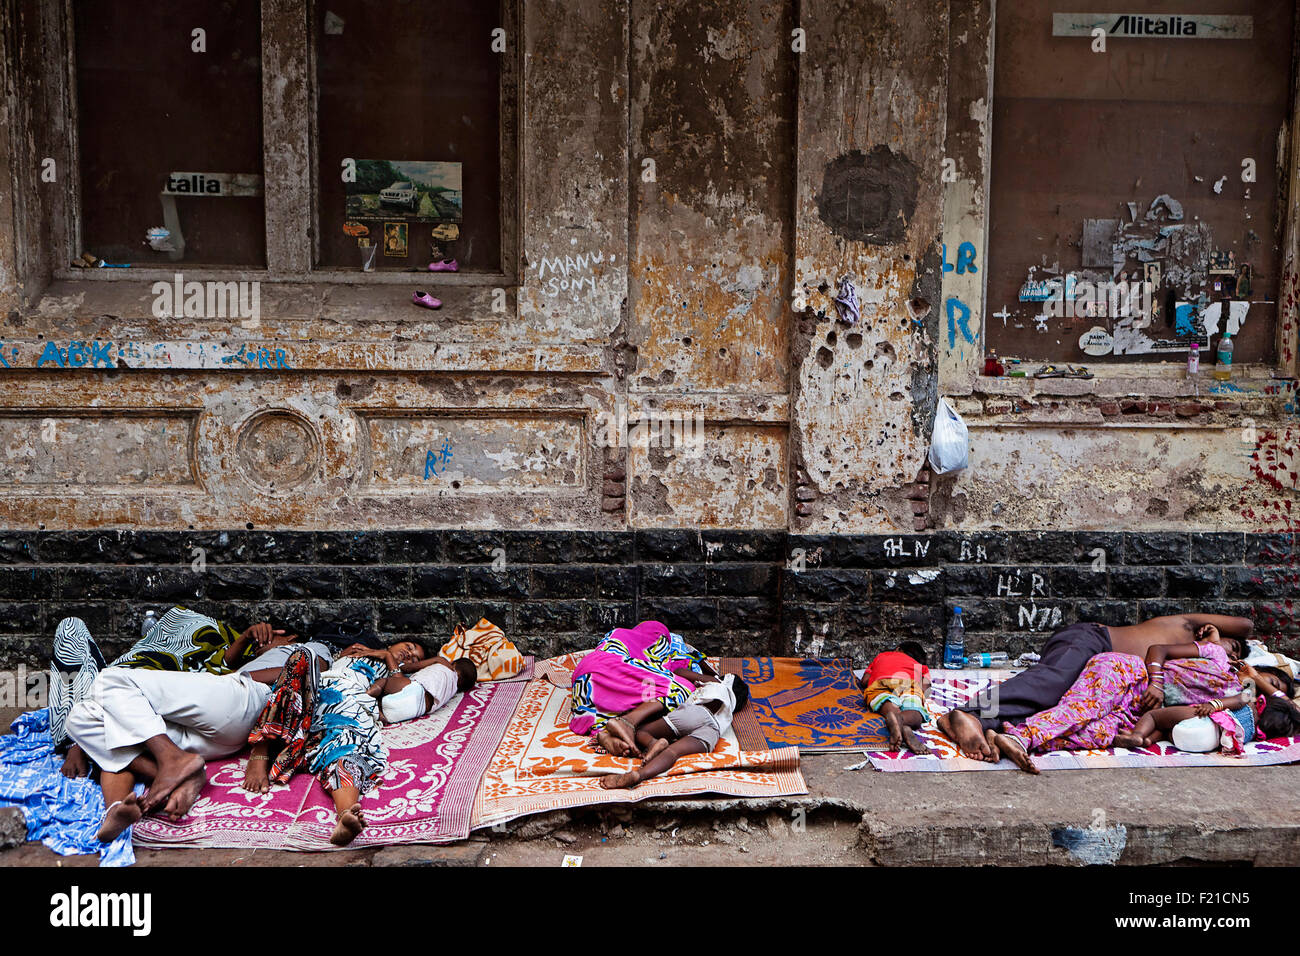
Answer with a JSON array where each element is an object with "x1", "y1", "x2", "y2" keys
[
  {"x1": 626, "y1": 0, "x2": 793, "y2": 528},
  {"x1": 518, "y1": 0, "x2": 629, "y2": 344},
  {"x1": 788, "y1": 0, "x2": 947, "y2": 533},
  {"x1": 0, "y1": 0, "x2": 1297, "y2": 540}
]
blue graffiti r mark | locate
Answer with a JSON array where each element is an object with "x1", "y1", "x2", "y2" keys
[{"x1": 947, "y1": 297, "x2": 975, "y2": 348}]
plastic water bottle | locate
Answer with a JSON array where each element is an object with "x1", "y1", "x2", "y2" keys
[
  {"x1": 943, "y1": 607, "x2": 966, "y2": 670},
  {"x1": 965, "y1": 651, "x2": 1009, "y2": 668},
  {"x1": 141, "y1": 609, "x2": 159, "y2": 639},
  {"x1": 1186, "y1": 341, "x2": 1199, "y2": 377},
  {"x1": 1213, "y1": 333, "x2": 1233, "y2": 381}
]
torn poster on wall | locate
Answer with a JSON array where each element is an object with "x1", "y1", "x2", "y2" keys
[
  {"x1": 1052, "y1": 14, "x2": 1253, "y2": 40},
  {"x1": 1004, "y1": 189, "x2": 1241, "y2": 355},
  {"x1": 1202, "y1": 300, "x2": 1250, "y2": 337}
]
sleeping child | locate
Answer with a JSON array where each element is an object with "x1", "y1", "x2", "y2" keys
[
  {"x1": 859, "y1": 641, "x2": 933, "y2": 754},
  {"x1": 378, "y1": 655, "x2": 478, "y2": 724},
  {"x1": 599, "y1": 673, "x2": 749, "y2": 790},
  {"x1": 1112, "y1": 642, "x2": 1300, "y2": 754}
]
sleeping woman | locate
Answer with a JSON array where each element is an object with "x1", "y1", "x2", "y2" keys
[
  {"x1": 240, "y1": 640, "x2": 426, "y2": 846},
  {"x1": 985, "y1": 623, "x2": 1255, "y2": 773}
]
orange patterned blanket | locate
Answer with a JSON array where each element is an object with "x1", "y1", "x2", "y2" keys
[{"x1": 468, "y1": 653, "x2": 807, "y2": 830}]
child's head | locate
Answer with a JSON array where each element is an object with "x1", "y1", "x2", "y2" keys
[
  {"x1": 730, "y1": 675, "x2": 750, "y2": 712},
  {"x1": 1257, "y1": 695, "x2": 1300, "y2": 740},
  {"x1": 454, "y1": 658, "x2": 478, "y2": 692},
  {"x1": 897, "y1": 641, "x2": 929, "y2": 667},
  {"x1": 1255, "y1": 665, "x2": 1295, "y2": 699}
]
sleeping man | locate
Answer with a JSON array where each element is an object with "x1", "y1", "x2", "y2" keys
[{"x1": 65, "y1": 656, "x2": 294, "y2": 842}]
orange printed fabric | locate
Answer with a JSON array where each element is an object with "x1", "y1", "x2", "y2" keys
[
  {"x1": 468, "y1": 653, "x2": 807, "y2": 830},
  {"x1": 440, "y1": 618, "x2": 525, "y2": 682}
]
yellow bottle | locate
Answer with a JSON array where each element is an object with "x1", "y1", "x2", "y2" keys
[{"x1": 1213, "y1": 334, "x2": 1233, "y2": 382}]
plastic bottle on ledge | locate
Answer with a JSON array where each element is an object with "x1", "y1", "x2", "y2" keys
[
  {"x1": 943, "y1": 607, "x2": 966, "y2": 670},
  {"x1": 141, "y1": 609, "x2": 158, "y2": 639},
  {"x1": 1213, "y1": 333, "x2": 1233, "y2": 382},
  {"x1": 965, "y1": 651, "x2": 1009, "y2": 668}
]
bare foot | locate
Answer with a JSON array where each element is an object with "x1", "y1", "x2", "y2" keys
[
  {"x1": 1112, "y1": 732, "x2": 1147, "y2": 749},
  {"x1": 330, "y1": 804, "x2": 366, "y2": 846},
  {"x1": 883, "y1": 709, "x2": 906, "y2": 751},
  {"x1": 606, "y1": 719, "x2": 642, "y2": 757},
  {"x1": 901, "y1": 725, "x2": 932, "y2": 755},
  {"x1": 600, "y1": 770, "x2": 641, "y2": 789},
  {"x1": 96, "y1": 793, "x2": 142, "y2": 842},
  {"x1": 641, "y1": 738, "x2": 670, "y2": 765},
  {"x1": 61, "y1": 744, "x2": 89, "y2": 778},
  {"x1": 595, "y1": 728, "x2": 632, "y2": 757},
  {"x1": 141, "y1": 751, "x2": 206, "y2": 814},
  {"x1": 987, "y1": 728, "x2": 1039, "y2": 775},
  {"x1": 938, "y1": 709, "x2": 995, "y2": 761},
  {"x1": 242, "y1": 759, "x2": 270, "y2": 794},
  {"x1": 158, "y1": 766, "x2": 207, "y2": 820}
]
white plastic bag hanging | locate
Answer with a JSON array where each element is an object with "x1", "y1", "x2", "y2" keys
[{"x1": 927, "y1": 398, "x2": 969, "y2": 474}]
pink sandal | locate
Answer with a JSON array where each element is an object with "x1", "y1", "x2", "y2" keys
[
  {"x1": 427, "y1": 258, "x2": 459, "y2": 272},
  {"x1": 412, "y1": 291, "x2": 442, "y2": 310}
]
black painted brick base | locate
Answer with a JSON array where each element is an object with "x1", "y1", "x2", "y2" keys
[{"x1": 0, "y1": 529, "x2": 1294, "y2": 667}]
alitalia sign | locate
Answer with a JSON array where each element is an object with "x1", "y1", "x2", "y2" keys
[{"x1": 1053, "y1": 13, "x2": 1253, "y2": 39}]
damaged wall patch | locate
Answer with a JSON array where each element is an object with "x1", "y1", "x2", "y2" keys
[{"x1": 816, "y1": 147, "x2": 919, "y2": 245}]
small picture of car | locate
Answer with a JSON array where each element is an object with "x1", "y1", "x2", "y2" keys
[{"x1": 379, "y1": 181, "x2": 420, "y2": 211}]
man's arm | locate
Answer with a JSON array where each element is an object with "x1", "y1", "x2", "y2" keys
[{"x1": 1183, "y1": 614, "x2": 1254, "y2": 640}]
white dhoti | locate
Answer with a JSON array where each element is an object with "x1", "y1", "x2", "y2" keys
[{"x1": 66, "y1": 668, "x2": 271, "y2": 772}]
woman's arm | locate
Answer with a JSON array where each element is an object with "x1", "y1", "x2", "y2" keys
[
  {"x1": 676, "y1": 670, "x2": 719, "y2": 685},
  {"x1": 340, "y1": 646, "x2": 398, "y2": 671},
  {"x1": 399, "y1": 656, "x2": 444, "y2": 675},
  {"x1": 1145, "y1": 641, "x2": 1206, "y2": 668},
  {"x1": 1193, "y1": 693, "x2": 1246, "y2": 717},
  {"x1": 224, "y1": 621, "x2": 270, "y2": 668},
  {"x1": 1141, "y1": 642, "x2": 1205, "y2": 710}
]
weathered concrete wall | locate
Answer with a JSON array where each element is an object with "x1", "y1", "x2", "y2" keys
[
  {"x1": 0, "y1": 0, "x2": 1296, "y2": 541},
  {"x1": 626, "y1": 0, "x2": 793, "y2": 529},
  {"x1": 788, "y1": 0, "x2": 947, "y2": 534}
]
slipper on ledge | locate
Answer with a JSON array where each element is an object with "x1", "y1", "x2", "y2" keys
[{"x1": 412, "y1": 291, "x2": 442, "y2": 310}]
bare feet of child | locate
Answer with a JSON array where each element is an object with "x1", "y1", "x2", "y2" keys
[
  {"x1": 884, "y1": 711, "x2": 931, "y2": 753},
  {"x1": 641, "y1": 738, "x2": 670, "y2": 764},
  {"x1": 96, "y1": 793, "x2": 143, "y2": 842},
  {"x1": 986, "y1": 728, "x2": 1039, "y2": 774},
  {"x1": 1111, "y1": 732, "x2": 1148, "y2": 749},
  {"x1": 330, "y1": 804, "x2": 366, "y2": 846},
  {"x1": 884, "y1": 708, "x2": 907, "y2": 751},
  {"x1": 900, "y1": 724, "x2": 932, "y2": 755},
  {"x1": 600, "y1": 770, "x2": 641, "y2": 789}
]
